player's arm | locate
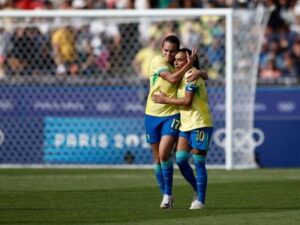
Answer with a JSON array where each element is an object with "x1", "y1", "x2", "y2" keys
[
  {"x1": 186, "y1": 69, "x2": 208, "y2": 82},
  {"x1": 159, "y1": 49, "x2": 197, "y2": 84},
  {"x1": 152, "y1": 90, "x2": 194, "y2": 107}
]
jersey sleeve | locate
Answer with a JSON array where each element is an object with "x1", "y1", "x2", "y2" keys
[
  {"x1": 185, "y1": 82, "x2": 197, "y2": 92},
  {"x1": 185, "y1": 69, "x2": 198, "y2": 92},
  {"x1": 148, "y1": 55, "x2": 170, "y2": 78}
]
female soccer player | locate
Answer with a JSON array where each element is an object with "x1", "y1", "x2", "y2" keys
[
  {"x1": 152, "y1": 48, "x2": 213, "y2": 209},
  {"x1": 144, "y1": 35, "x2": 207, "y2": 209}
]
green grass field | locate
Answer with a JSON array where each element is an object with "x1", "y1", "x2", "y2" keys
[{"x1": 0, "y1": 168, "x2": 299, "y2": 225}]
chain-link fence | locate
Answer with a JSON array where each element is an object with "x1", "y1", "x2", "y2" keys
[{"x1": 0, "y1": 9, "x2": 268, "y2": 168}]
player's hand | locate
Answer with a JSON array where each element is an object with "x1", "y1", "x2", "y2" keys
[
  {"x1": 186, "y1": 69, "x2": 208, "y2": 83},
  {"x1": 152, "y1": 91, "x2": 167, "y2": 104},
  {"x1": 186, "y1": 48, "x2": 197, "y2": 65}
]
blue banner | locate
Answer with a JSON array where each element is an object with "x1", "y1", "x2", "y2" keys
[
  {"x1": 254, "y1": 88, "x2": 300, "y2": 167},
  {"x1": 0, "y1": 118, "x2": 43, "y2": 163},
  {"x1": 44, "y1": 117, "x2": 151, "y2": 164},
  {"x1": 0, "y1": 85, "x2": 300, "y2": 167},
  {"x1": 255, "y1": 120, "x2": 300, "y2": 167},
  {"x1": 1, "y1": 86, "x2": 300, "y2": 118},
  {"x1": 0, "y1": 86, "x2": 146, "y2": 117},
  {"x1": 255, "y1": 88, "x2": 300, "y2": 118}
]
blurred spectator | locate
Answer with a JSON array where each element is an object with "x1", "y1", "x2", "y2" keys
[
  {"x1": 260, "y1": 40, "x2": 284, "y2": 72},
  {"x1": 259, "y1": 59, "x2": 282, "y2": 79},
  {"x1": 78, "y1": 41, "x2": 99, "y2": 75},
  {"x1": 89, "y1": 20, "x2": 121, "y2": 75},
  {"x1": 182, "y1": 0, "x2": 203, "y2": 8},
  {"x1": 84, "y1": 0, "x2": 96, "y2": 9},
  {"x1": 205, "y1": 37, "x2": 225, "y2": 77},
  {"x1": 106, "y1": 0, "x2": 132, "y2": 9},
  {"x1": 71, "y1": 0, "x2": 98, "y2": 9},
  {"x1": 5, "y1": 28, "x2": 30, "y2": 75},
  {"x1": 0, "y1": 0, "x2": 299, "y2": 85},
  {"x1": 179, "y1": 19, "x2": 202, "y2": 49},
  {"x1": 93, "y1": 0, "x2": 107, "y2": 8},
  {"x1": 51, "y1": 26, "x2": 77, "y2": 75},
  {"x1": 25, "y1": 27, "x2": 54, "y2": 75},
  {"x1": 294, "y1": 0, "x2": 300, "y2": 31},
  {"x1": 76, "y1": 24, "x2": 93, "y2": 74},
  {"x1": 154, "y1": 0, "x2": 180, "y2": 8},
  {"x1": 290, "y1": 38, "x2": 300, "y2": 76},
  {"x1": 131, "y1": 0, "x2": 150, "y2": 9},
  {"x1": 43, "y1": 0, "x2": 54, "y2": 9},
  {"x1": 204, "y1": 0, "x2": 226, "y2": 8},
  {"x1": 132, "y1": 37, "x2": 160, "y2": 79},
  {"x1": 72, "y1": 0, "x2": 86, "y2": 9},
  {"x1": 199, "y1": 16, "x2": 222, "y2": 46},
  {"x1": 30, "y1": 27, "x2": 55, "y2": 75},
  {"x1": 4, "y1": 27, "x2": 55, "y2": 76},
  {"x1": 95, "y1": 36, "x2": 112, "y2": 73},
  {"x1": 277, "y1": 23, "x2": 298, "y2": 52},
  {"x1": 58, "y1": 0, "x2": 73, "y2": 9},
  {"x1": 14, "y1": 0, "x2": 44, "y2": 9},
  {"x1": 0, "y1": 27, "x2": 9, "y2": 78},
  {"x1": 281, "y1": 52, "x2": 297, "y2": 78},
  {"x1": 1, "y1": 0, "x2": 14, "y2": 9}
]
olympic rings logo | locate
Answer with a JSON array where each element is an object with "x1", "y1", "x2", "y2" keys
[
  {"x1": 277, "y1": 101, "x2": 296, "y2": 113},
  {"x1": 213, "y1": 128, "x2": 264, "y2": 152},
  {"x1": 0, "y1": 129, "x2": 5, "y2": 146}
]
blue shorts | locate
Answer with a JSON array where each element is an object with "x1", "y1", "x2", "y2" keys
[
  {"x1": 145, "y1": 114, "x2": 180, "y2": 144},
  {"x1": 179, "y1": 127, "x2": 213, "y2": 151}
]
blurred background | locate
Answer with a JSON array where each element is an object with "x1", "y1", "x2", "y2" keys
[{"x1": 0, "y1": 0, "x2": 299, "y2": 168}]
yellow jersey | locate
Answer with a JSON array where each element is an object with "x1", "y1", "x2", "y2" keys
[
  {"x1": 178, "y1": 68, "x2": 213, "y2": 131},
  {"x1": 52, "y1": 28, "x2": 76, "y2": 63},
  {"x1": 145, "y1": 55, "x2": 179, "y2": 116}
]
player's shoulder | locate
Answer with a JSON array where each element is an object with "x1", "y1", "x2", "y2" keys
[
  {"x1": 150, "y1": 55, "x2": 169, "y2": 71},
  {"x1": 185, "y1": 67, "x2": 204, "y2": 85},
  {"x1": 185, "y1": 67, "x2": 198, "y2": 80},
  {"x1": 186, "y1": 68, "x2": 196, "y2": 75}
]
